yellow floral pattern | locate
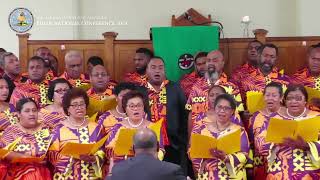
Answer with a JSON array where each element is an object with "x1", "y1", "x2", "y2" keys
[
  {"x1": 3, "y1": 109, "x2": 17, "y2": 125},
  {"x1": 79, "y1": 127, "x2": 90, "y2": 179},
  {"x1": 39, "y1": 82, "x2": 48, "y2": 106}
]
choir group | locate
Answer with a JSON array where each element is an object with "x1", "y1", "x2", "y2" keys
[{"x1": 0, "y1": 41, "x2": 320, "y2": 180}]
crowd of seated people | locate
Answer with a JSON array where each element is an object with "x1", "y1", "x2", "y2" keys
[{"x1": 0, "y1": 42, "x2": 319, "y2": 180}]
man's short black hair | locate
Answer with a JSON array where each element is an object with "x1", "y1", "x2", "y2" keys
[
  {"x1": 258, "y1": 43, "x2": 279, "y2": 56},
  {"x1": 28, "y1": 56, "x2": 46, "y2": 67},
  {"x1": 136, "y1": 48, "x2": 153, "y2": 59},
  {"x1": 87, "y1": 56, "x2": 104, "y2": 66},
  {"x1": 148, "y1": 56, "x2": 165, "y2": 66},
  {"x1": 194, "y1": 52, "x2": 208, "y2": 63}
]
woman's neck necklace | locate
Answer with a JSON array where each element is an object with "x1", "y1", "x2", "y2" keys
[
  {"x1": 215, "y1": 121, "x2": 230, "y2": 132},
  {"x1": 286, "y1": 107, "x2": 306, "y2": 119},
  {"x1": 127, "y1": 117, "x2": 144, "y2": 128},
  {"x1": 266, "y1": 106, "x2": 280, "y2": 115},
  {"x1": 116, "y1": 106, "x2": 126, "y2": 116},
  {"x1": 68, "y1": 116, "x2": 86, "y2": 128}
]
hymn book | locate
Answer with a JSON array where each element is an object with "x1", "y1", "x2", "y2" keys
[
  {"x1": 266, "y1": 117, "x2": 320, "y2": 143},
  {"x1": 60, "y1": 135, "x2": 108, "y2": 159},
  {"x1": 246, "y1": 91, "x2": 265, "y2": 114},
  {"x1": 189, "y1": 128, "x2": 241, "y2": 159},
  {"x1": 114, "y1": 119, "x2": 163, "y2": 156}
]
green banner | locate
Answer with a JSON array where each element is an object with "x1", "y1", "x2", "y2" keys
[{"x1": 152, "y1": 26, "x2": 219, "y2": 82}]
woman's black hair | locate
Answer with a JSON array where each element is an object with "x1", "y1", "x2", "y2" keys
[
  {"x1": 208, "y1": 85, "x2": 227, "y2": 95},
  {"x1": 263, "y1": 82, "x2": 283, "y2": 97},
  {"x1": 284, "y1": 84, "x2": 308, "y2": 102},
  {"x1": 113, "y1": 82, "x2": 137, "y2": 96},
  {"x1": 121, "y1": 90, "x2": 149, "y2": 115},
  {"x1": 47, "y1": 78, "x2": 72, "y2": 101},
  {"x1": 214, "y1": 94, "x2": 237, "y2": 111},
  {"x1": 62, "y1": 88, "x2": 89, "y2": 115},
  {"x1": 16, "y1": 98, "x2": 38, "y2": 112},
  {"x1": 0, "y1": 78, "x2": 14, "y2": 102}
]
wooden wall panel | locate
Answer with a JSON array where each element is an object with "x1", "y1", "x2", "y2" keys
[
  {"x1": 114, "y1": 41, "x2": 152, "y2": 81},
  {"x1": 224, "y1": 41, "x2": 249, "y2": 76}
]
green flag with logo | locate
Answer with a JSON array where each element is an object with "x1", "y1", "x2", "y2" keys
[{"x1": 152, "y1": 26, "x2": 219, "y2": 82}]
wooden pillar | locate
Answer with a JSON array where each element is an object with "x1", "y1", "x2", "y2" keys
[
  {"x1": 102, "y1": 32, "x2": 118, "y2": 79},
  {"x1": 17, "y1": 33, "x2": 30, "y2": 73},
  {"x1": 253, "y1": 29, "x2": 268, "y2": 43}
]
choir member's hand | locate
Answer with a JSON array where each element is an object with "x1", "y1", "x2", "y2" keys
[
  {"x1": 294, "y1": 136, "x2": 309, "y2": 151},
  {"x1": 210, "y1": 149, "x2": 228, "y2": 162},
  {"x1": 79, "y1": 154, "x2": 96, "y2": 163},
  {"x1": 311, "y1": 98, "x2": 320, "y2": 108},
  {"x1": 281, "y1": 137, "x2": 297, "y2": 148},
  {"x1": 281, "y1": 136, "x2": 309, "y2": 151}
]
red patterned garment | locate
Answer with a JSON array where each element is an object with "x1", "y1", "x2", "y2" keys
[
  {"x1": 144, "y1": 80, "x2": 170, "y2": 145},
  {"x1": 186, "y1": 73, "x2": 243, "y2": 125},
  {"x1": 291, "y1": 67, "x2": 320, "y2": 111},
  {"x1": 3, "y1": 73, "x2": 28, "y2": 86},
  {"x1": 0, "y1": 125, "x2": 52, "y2": 180},
  {"x1": 123, "y1": 72, "x2": 147, "y2": 86},
  {"x1": 59, "y1": 71, "x2": 90, "y2": 87},
  {"x1": 230, "y1": 63, "x2": 257, "y2": 86},
  {"x1": 9, "y1": 79, "x2": 50, "y2": 108},
  {"x1": 179, "y1": 71, "x2": 202, "y2": 97},
  {"x1": 45, "y1": 70, "x2": 55, "y2": 80},
  {"x1": 291, "y1": 67, "x2": 319, "y2": 88},
  {"x1": 87, "y1": 81, "x2": 117, "y2": 101},
  {"x1": 238, "y1": 67, "x2": 290, "y2": 108}
]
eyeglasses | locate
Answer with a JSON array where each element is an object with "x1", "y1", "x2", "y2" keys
[
  {"x1": 215, "y1": 105, "x2": 233, "y2": 112},
  {"x1": 286, "y1": 96, "x2": 304, "y2": 102},
  {"x1": 92, "y1": 73, "x2": 108, "y2": 78},
  {"x1": 127, "y1": 103, "x2": 144, "y2": 110},
  {"x1": 69, "y1": 103, "x2": 86, "y2": 109},
  {"x1": 54, "y1": 88, "x2": 69, "y2": 94}
]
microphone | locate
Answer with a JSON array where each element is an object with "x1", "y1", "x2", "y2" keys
[
  {"x1": 184, "y1": 12, "x2": 192, "y2": 21},
  {"x1": 183, "y1": 11, "x2": 224, "y2": 38}
]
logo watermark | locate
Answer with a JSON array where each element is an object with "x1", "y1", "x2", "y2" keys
[
  {"x1": 35, "y1": 16, "x2": 128, "y2": 26},
  {"x1": 8, "y1": 8, "x2": 34, "y2": 33}
]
